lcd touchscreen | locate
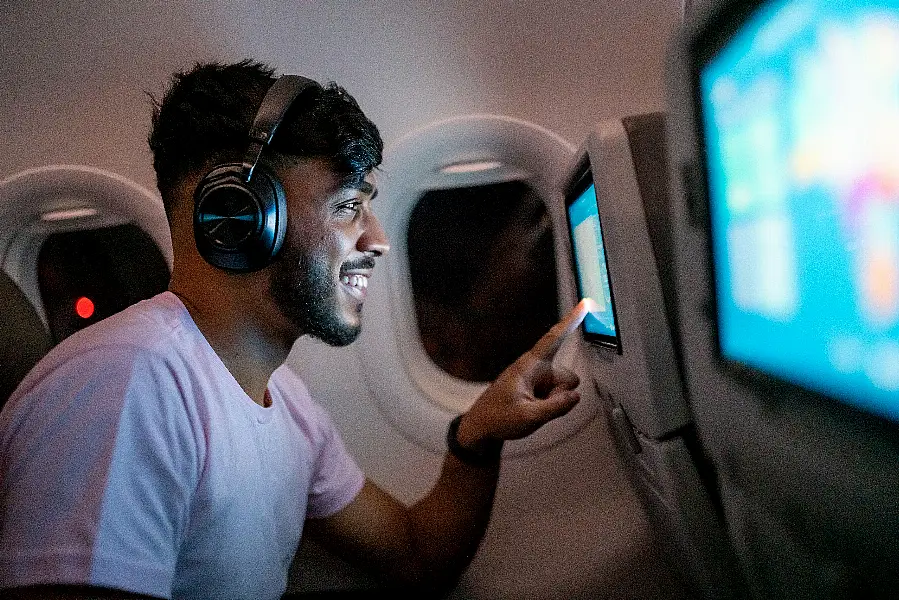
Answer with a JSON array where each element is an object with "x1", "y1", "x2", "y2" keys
[
  {"x1": 566, "y1": 172, "x2": 620, "y2": 350},
  {"x1": 700, "y1": 0, "x2": 899, "y2": 420}
]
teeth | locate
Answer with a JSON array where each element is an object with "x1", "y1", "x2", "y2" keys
[{"x1": 341, "y1": 274, "x2": 368, "y2": 289}]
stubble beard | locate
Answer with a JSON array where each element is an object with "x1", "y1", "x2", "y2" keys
[{"x1": 269, "y1": 244, "x2": 361, "y2": 347}]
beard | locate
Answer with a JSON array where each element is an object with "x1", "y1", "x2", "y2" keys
[{"x1": 269, "y1": 243, "x2": 363, "y2": 347}]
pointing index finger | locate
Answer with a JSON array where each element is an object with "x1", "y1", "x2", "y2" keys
[{"x1": 529, "y1": 298, "x2": 596, "y2": 360}]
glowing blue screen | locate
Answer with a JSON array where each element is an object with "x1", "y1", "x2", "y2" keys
[
  {"x1": 567, "y1": 182, "x2": 618, "y2": 340},
  {"x1": 701, "y1": 0, "x2": 899, "y2": 420}
]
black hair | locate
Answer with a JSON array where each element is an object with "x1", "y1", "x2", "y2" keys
[{"x1": 147, "y1": 59, "x2": 383, "y2": 218}]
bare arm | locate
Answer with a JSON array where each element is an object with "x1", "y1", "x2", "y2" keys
[{"x1": 305, "y1": 300, "x2": 593, "y2": 596}]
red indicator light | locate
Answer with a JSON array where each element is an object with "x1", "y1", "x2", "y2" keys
[{"x1": 75, "y1": 297, "x2": 95, "y2": 319}]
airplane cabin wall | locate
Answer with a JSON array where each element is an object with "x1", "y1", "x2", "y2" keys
[{"x1": 1, "y1": 0, "x2": 679, "y2": 193}]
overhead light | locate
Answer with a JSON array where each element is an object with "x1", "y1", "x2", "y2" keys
[
  {"x1": 440, "y1": 160, "x2": 503, "y2": 175},
  {"x1": 40, "y1": 207, "x2": 99, "y2": 222}
]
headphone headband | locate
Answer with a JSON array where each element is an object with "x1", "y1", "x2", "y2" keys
[{"x1": 241, "y1": 74, "x2": 319, "y2": 181}]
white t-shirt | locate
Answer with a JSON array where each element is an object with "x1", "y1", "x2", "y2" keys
[{"x1": 0, "y1": 292, "x2": 365, "y2": 600}]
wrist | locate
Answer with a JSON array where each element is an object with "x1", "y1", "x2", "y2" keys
[{"x1": 447, "y1": 414, "x2": 503, "y2": 467}]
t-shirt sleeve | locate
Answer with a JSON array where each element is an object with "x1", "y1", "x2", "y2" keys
[
  {"x1": 0, "y1": 345, "x2": 201, "y2": 598},
  {"x1": 304, "y1": 403, "x2": 365, "y2": 519}
]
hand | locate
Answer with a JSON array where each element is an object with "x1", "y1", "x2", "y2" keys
[{"x1": 456, "y1": 299, "x2": 595, "y2": 451}]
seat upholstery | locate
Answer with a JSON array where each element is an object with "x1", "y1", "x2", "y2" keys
[{"x1": 0, "y1": 270, "x2": 52, "y2": 409}]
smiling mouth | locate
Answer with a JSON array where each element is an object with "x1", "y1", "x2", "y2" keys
[{"x1": 340, "y1": 273, "x2": 369, "y2": 299}]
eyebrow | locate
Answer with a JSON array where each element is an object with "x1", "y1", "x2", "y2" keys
[
  {"x1": 337, "y1": 181, "x2": 377, "y2": 202},
  {"x1": 358, "y1": 181, "x2": 377, "y2": 198},
  {"x1": 356, "y1": 184, "x2": 378, "y2": 201}
]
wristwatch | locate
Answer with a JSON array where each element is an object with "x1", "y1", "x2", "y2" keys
[{"x1": 446, "y1": 414, "x2": 503, "y2": 467}]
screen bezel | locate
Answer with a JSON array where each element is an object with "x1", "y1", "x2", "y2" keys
[
  {"x1": 688, "y1": 0, "x2": 899, "y2": 424},
  {"x1": 564, "y1": 160, "x2": 622, "y2": 353}
]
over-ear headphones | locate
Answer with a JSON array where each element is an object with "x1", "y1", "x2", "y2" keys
[{"x1": 193, "y1": 75, "x2": 318, "y2": 272}]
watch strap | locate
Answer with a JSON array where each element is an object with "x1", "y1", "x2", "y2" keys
[{"x1": 446, "y1": 414, "x2": 502, "y2": 467}]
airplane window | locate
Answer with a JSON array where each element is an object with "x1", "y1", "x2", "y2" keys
[
  {"x1": 37, "y1": 223, "x2": 171, "y2": 344},
  {"x1": 407, "y1": 180, "x2": 559, "y2": 382}
]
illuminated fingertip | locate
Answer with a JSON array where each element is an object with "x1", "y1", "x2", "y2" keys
[{"x1": 583, "y1": 297, "x2": 599, "y2": 313}]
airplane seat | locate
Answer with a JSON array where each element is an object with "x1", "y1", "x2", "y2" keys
[
  {"x1": 666, "y1": 0, "x2": 899, "y2": 596},
  {"x1": 0, "y1": 269, "x2": 52, "y2": 408},
  {"x1": 620, "y1": 114, "x2": 679, "y2": 357},
  {"x1": 620, "y1": 112, "x2": 724, "y2": 512},
  {"x1": 564, "y1": 113, "x2": 746, "y2": 598}
]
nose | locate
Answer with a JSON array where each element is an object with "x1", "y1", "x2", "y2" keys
[{"x1": 359, "y1": 211, "x2": 390, "y2": 258}]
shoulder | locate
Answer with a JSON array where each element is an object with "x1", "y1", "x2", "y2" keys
[
  {"x1": 1, "y1": 339, "x2": 198, "y2": 449},
  {"x1": 8, "y1": 292, "x2": 198, "y2": 405},
  {"x1": 1, "y1": 294, "x2": 210, "y2": 454},
  {"x1": 270, "y1": 367, "x2": 366, "y2": 518},
  {"x1": 0, "y1": 298, "x2": 207, "y2": 497},
  {"x1": 53, "y1": 291, "x2": 191, "y2": 358}
]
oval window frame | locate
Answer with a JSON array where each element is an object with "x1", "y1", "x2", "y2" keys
[
  {"x1": 356, "y1": 115, "x2": 598, "y2": 456},
  {"x1": 0, "y1": 165, "x2": 172, "y2": 324}
]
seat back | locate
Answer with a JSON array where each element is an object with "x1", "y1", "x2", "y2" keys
[
  {"x1": 566, "y1": 113, "x2": 746, "y2": 598},
  {"x1": 0, "y1": 270, "x2": 52, "y2": 409},
  {"x1": 666, "y1": 1, "x2": 899, "y2": 594}
]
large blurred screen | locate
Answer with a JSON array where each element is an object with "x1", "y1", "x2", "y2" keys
[
  {"x1": 566, "y1": 173, "x2": 620, "y2": 350},
  {"x1": 701, "y1": 0, "x2": 899, "y2": 420}
]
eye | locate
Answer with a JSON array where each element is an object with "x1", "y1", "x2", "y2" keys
[{"x1": 334, "y1": 201, "x2": 362, "y2": 218}]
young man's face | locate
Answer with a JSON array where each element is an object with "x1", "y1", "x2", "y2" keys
[{"x1": 268, "y1": 158, "x2": 388, "y2": 346}]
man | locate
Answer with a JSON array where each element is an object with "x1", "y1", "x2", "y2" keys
[{"x1": 0, "y1": 60, "x2": 591, "y2": 599}]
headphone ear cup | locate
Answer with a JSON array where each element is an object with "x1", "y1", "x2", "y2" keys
[{"x1": 193, "y1": 164, "x2": 288, "y2": 272}]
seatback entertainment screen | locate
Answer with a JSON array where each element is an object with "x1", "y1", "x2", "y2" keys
[
  {"x1": 699, "y1": 0, "x2": 899, "y2": 420},
  {"x1": 566, "y1": 167, "x2": 621, "y2": 351}
]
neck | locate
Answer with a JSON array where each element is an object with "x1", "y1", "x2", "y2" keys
[{"x1": 169, "y1": 275, "x2": 297, "y2": 408}]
